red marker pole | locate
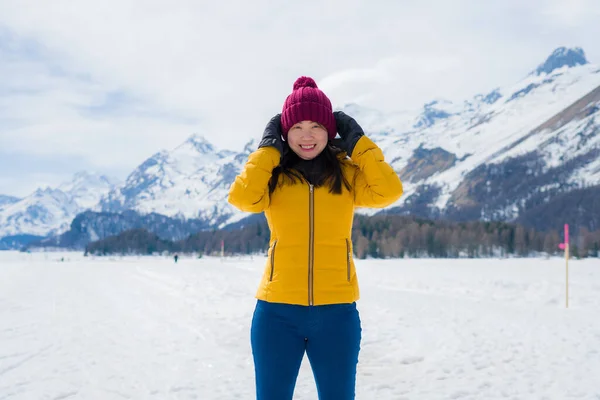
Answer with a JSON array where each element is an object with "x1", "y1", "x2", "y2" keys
[{"x1": 558, "y1": 224, "x2": 569, "y2": 308}]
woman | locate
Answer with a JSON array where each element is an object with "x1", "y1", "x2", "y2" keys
[{"x1": 227, "y1": 76, "x2": 403, "y2": 400}]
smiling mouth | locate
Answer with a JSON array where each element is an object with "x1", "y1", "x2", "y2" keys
[{"x1": 300, "y1": 144, "x2": 316, "y2": 150}]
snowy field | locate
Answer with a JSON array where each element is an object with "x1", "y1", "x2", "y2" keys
[{"x1": 1, "y1": 251, "x2": 599, "y2": 400}]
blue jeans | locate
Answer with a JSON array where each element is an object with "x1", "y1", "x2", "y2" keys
[{"x1": 250, "y1": 299, "x2": 362, "y2": 400}]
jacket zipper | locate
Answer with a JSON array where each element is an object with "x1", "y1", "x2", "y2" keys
[
  {"x1": 269, "y1": 240, "x2": 277, "y2": 281},
  {"x1": 308, "y1": 184, "x2": 314, "y2": 306},
  {"x1": 346, "y1": 238, "x2": 351, "y2": 281}
]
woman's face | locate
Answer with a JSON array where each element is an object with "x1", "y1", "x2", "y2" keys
[{"x1": 286, "y1": 120, "x2": 328, "y2": 160}]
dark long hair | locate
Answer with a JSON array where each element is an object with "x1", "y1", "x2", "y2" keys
[{"x1": 268, "y1": 141, "x2": 352, "y2": 195}]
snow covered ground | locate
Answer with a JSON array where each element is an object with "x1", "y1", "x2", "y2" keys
[{"x1": 1, "y1": 251, "x2": 599, "y2": 399}]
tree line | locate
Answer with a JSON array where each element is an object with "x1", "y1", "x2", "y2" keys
[{"x1": 85, "y1": 214, "x2": 600, "y2": 259}]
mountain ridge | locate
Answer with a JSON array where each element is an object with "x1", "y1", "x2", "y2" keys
[{"x1": 2, "y1": 47, "x2": 599, "y2": 248}]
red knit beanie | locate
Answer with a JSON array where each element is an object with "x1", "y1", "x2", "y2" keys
[{"x1": 281, "y1": 76, "x2": 337, "y2": 140}]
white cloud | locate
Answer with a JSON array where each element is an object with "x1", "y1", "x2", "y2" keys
[
  {"x1": 541, "y1": 0, "x2": 600, "y2": 27},
  {"x1": 0, "y1": 0, "x2": 599, "y2": 196},
  {"x1": 319, "y1": 54, "x2": 465, "y2": 113}
]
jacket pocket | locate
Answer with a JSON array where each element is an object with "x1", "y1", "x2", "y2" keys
[
  {"x1": 269, "y1": 240, "x2": 277, "y2": 281},
  {"x1": 345, "y1": 238, "x2": 351, "y2": 281}
]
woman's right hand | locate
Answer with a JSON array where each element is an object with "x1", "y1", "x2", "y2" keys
[{"x1": 258, "y1": 114, "x2": 284, "y2": 155}]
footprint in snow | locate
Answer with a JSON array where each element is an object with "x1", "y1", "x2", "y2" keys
[{"x1": 400, "y1": 356, "x2": 424, "y2": 365}]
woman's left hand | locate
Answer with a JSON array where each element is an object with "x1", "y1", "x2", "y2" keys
[{"x1": 332, "y1": 111, "x2": 365, "y2": 156}]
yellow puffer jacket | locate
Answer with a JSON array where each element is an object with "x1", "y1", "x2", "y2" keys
[{"x1": 227, "y1": 136, "x2": 403, "y2": 306}]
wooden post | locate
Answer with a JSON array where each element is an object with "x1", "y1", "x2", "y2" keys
[
  {"x1": 566, "y1": 242, "x2": 569, "y2": 308},
  {"x1": 559, "y1": 224, "x2": 569, "y2": 308}
]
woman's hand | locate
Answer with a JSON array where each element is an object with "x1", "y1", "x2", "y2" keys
[
  {"x1": 332, "y1": 111, "x2": 364, "y2": 157},
  {"x1": 258, "y1": 114, "x2": 284, "y2": 155}
]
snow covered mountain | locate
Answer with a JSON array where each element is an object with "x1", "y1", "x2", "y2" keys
[
  {"x1": 0, "y1": 172, "x2": 120, "y2": 238},
  {"x1": 532, "y1": 47, "x2": 589, "y2": 76},
  {"x1": 99, "y1": 134, "x2": 253, "y2": 227},
  {"x1": 25, "y1": 210, "x2": 211, "y2": 250},
  {"x1": 3, "y1": 46, "x2": 599, "y2": 246},
  {"x1": 361, "y1": 46, "x2": 600, "y2": 228},
  {"x1": 79, "y1": 46, "x2": 600, "y2": 235},
  {"x1": 0, "y1": 195, "x2": 21, "y2": 210}
]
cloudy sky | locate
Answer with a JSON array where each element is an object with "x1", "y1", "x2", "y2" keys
[{"x1": 1, "y1": 0, "x2": 599, "y2": 197}]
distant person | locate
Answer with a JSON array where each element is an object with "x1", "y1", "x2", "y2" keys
[
  {"x1": 174, "y1": 254, "x2": 179, "y2": 263},
  {"x1": 228, "y1": 76, "x2": 403, "y2": 399}
]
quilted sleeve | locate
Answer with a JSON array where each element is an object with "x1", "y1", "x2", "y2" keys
[
  {"x1": 227, "y1": 146, "x2": 280, "y2": 213},
  {"x1": 351, "y1": 136, "x2": 403, "y2": 208}
]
